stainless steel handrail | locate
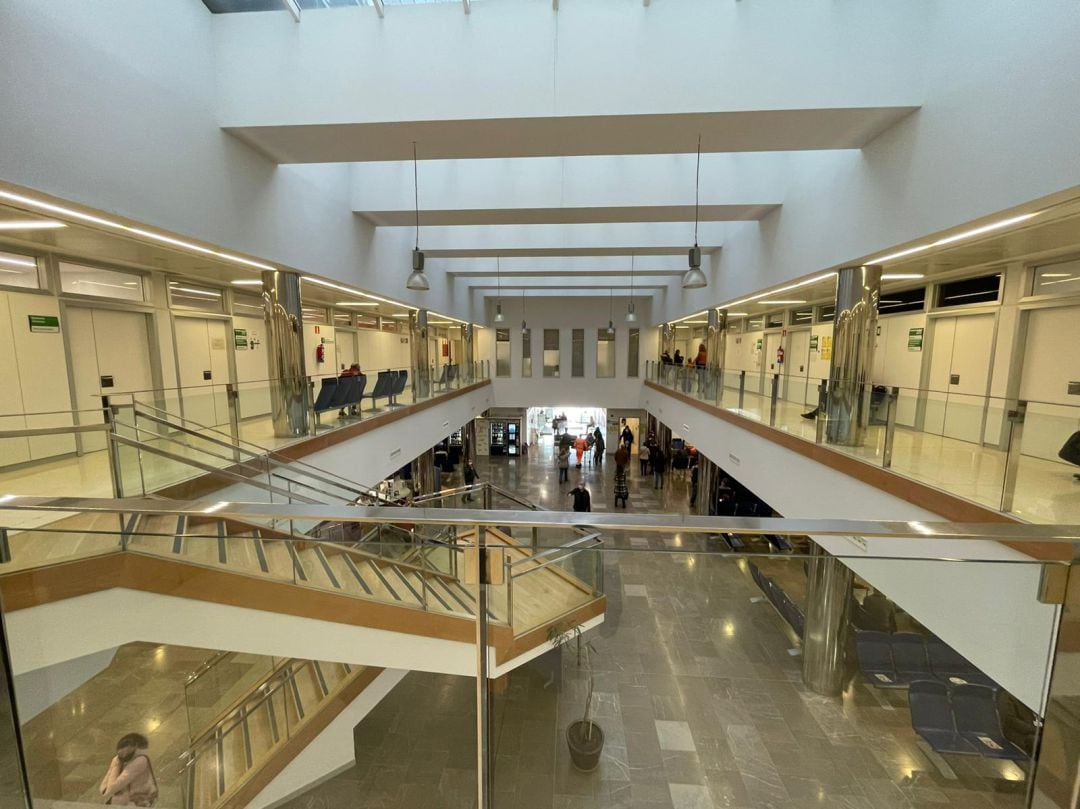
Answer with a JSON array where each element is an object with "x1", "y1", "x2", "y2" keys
[
  {"x1": 510, "y1": 537, "x2": 604, "y2": 577},
  {"x1": 509, "y1": 532, "x2": 602, "y2": 568},
  {"x1": 2, "y1": 495, "x2": 1077, "y2": 544},
  {"x1": 0, "y1": 423, "x2": 109, "y2": 438}
]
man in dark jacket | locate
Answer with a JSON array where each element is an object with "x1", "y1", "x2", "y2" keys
[
  {"x1": 651, "y1": 448, "x2": 667, "y2": 489},
  {"x1": 568, "y1": 484, "x2": 592, "y2": 512}
]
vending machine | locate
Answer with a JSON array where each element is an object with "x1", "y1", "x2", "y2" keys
[
  {"x1": 506, "y1": 422, "x2": 519, "y2": 456},
  {"x1": 489, "y1": 421, "x2": 507, "y2": 455}
]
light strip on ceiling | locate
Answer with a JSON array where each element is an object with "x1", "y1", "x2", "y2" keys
[
  {"x1": 756, "y1": 299, "x2": 806, "y2": 305},
  {"x1": 868, "y1": 213, "x2": 1038, "y2": 265},
  {"x1": 301, "y1": 276, "x2": 417, "y2": 311},
  {"x1": 882, "y1": 273, "x2": 924, "y2": 280},
  {"x1": 721, "y1": 271, "x2": 838, "y2": 310},
  {"x1": 0, "y1": 255, "x2": 36, "y2": 268},
  {"x1": 335, "y1": 301, "x2": 380, "y2": 307},
  {"x1": 0, "y1": 189, "x2": 276, "y2": 271},
  {"x1": 231, "y1": 279, "x2": 263, "y2": 286},
  {"x1": 0, "y1": 220, "x2": 66, "y2": 230}
]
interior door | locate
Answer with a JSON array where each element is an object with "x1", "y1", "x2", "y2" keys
[
  {"x1": 764, "y1": 332, "x2": 782, "y2": 396},
  {"x1": 785, "y1": 330, "x2": 811, "y2": 404},
  {"x1": 67, "y1": 307, "x2": 155, "y2": 452},
  {"x1": 337, "y1": 329, "x2": 357, "y2": 370},
  {"x1": 175, "y1": 317, "x2": 231, "y2": 428},
  {"x1": 926, "y1": 314, "x2": 995, "y2": 443}
]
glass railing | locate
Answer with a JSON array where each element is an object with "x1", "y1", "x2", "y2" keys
[
  {"x1": 646, "y1": 360, "x2": 1080, "y2": 524},
  {"x1": 0, "y1": 497, "x2": 1075, "y2": 809}
]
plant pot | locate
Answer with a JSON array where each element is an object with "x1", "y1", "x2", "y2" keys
[{"x1": 566, "y1": 720, "x2": 605, "y2": 772}]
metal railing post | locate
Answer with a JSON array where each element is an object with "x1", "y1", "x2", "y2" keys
[
  {"x1": 882, "y1": 386, "x2": 899, "y2": 469},
  {"x1": 738, "y1": 371, "x2": 746, "y2": 411},
  {"x1": 815, "y1": 381, "x2": 828, "y2": 444},
  {"x1": 475, "y1": 523, "x2": 493, "y2": 809},
  {"x1": 769, "y1": 373, "x2": 780, "y2": 427},
  {"x1": 102, "y1": 396, "x2": 125, "y2": 499},
  {"x1": 226, "y1": 382, "x2": 241, "y2": 461},
  {"x1": 1000, "y1": 400, "x2": 1028, "y2": 513},
  {"x1": 482, "y1": 483, "x2": 492, "y2": 510}
]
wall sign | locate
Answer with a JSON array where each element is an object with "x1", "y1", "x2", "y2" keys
[
  {"x1": 907, "y1": 327, "x2": 924, "y2": 351},
  {"x1": 211, "y1": 337, "x2": 226, "y2": 350},
  {"x1": 809, "y1": 335, "x2": 819, "y2": 351},
  {"x1": 28, "y1": 315, "x2": 59, "y2": 333},
  {"x1": 755, "y1": 338, "x2": 763, "y2": 351},
  {"x1": 820, "y1": 335, "x2": 833, "y2": 361},
  {"x1": 233, "y1": 328, "x2": 248, "y2": 349}
]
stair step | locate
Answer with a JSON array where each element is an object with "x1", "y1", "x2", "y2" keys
[
  {"x1": 327, "y1": 554, "x2": 372, "y2": 597},
  {"x1": 219, "y1": 722, "x2": 248, "y2": 794},
  {"x1": 128, "y1": 514, "x2": 181, "y2": 556},
  {"x1": 260, "y1": 539, "x2": 302, "y2": 581}
]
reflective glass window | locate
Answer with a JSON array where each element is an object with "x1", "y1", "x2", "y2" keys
[
  {"x1": 596, "y1": 328, "x2": 615, "y2": 378},
  {"x1": 59, "y1": 262, "x2": 144, "y2": 301},
  {"x1": 0, "y1": 250, "x2": 41, "y2": 290},
  {"x1": 543, "y1": 329, "x2": 560, "y2": 377}
]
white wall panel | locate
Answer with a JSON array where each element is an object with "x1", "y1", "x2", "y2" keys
[{"x1": 1020, "y1": 305, "x2": 1080, "y2": 463}]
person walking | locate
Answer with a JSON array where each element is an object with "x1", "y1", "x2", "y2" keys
[
  {"x1": 613, "y1": 464, "x2": 629, "y2": 508},
  {"x1": 639, "y1": 443, "x2": 650, "y2": 476},
  {"x1": 651, "y1": 446, "x2": 667, "y2": 489},
  {"x1": 557, "y1": 443, "x2": 570, "y2": 484},
  {"x1": 569, "y1": 482, "x2": 592, "y2": 512},
  {"x1": 593, "y1": 427, "x2": 605, "y2": 465},
  {"x1": 614, "y1": 444, "x2": 629, "y2": 471},
  {"x1": 100, "y1": 733, "x2": 158, "y2": 807},
  {"x1": 620, "y1": 421, "x2": 634, "y2": 450},
  {"x1": 462, "y1": 460, "x2": 479, "y2": 502},
  {"x1": 574, "y1": 434, "x2": 587, "y2": 467}
]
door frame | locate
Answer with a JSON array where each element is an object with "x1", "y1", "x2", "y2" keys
[{"x1": 59, "y1": 299, "x2": 161, "y2": 456}]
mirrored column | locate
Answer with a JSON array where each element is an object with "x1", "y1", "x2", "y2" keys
[
  {"x1": 262, "y1": 270, "x2": 310, "y2": 438},
  {"x1": 411, "y1": 309, "x2": 431, "y2": 400},
  {"x1": 462, "y1": 323, "x2": 475, "y2": 384},
  {"x1": 802, "y1": 542, "x2": 854, "y2": 696},
  {"x1": 825, "y1": 265, "x2": 882, "y2": 446}
]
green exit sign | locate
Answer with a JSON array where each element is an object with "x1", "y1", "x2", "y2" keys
[{"x1": 28, "y1": 315, "x2": 60, "y2": 333}]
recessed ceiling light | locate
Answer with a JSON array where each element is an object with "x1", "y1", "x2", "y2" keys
[
  {"x1": 335, "y1": 301, "x2": 380, "y2": 307},
  {"x1": 757, "y1": 299, "x2": 806, "y2": 305},
  {"x1": 1040, "y1": 273, "x2": 1071, "y2": 278},
  {"x1": 231, "y1": 279, "x2": 263, "y2": 286},
  {"x1": 0, "y1": 220, "x2": 66, "y2": 230},
  {"x1": 882, "y1": 273, "x2": 925, "y2": 280},
  {"x1": 869, "y1": 213, "x2": 1038, "y2": 265}
]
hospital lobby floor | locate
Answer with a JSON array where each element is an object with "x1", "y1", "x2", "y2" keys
[{"x1": 280, "y1": 444, "x2": 1030, "y2": 809}]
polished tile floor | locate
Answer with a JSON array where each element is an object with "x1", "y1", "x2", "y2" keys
[{"x1": 282, "y1": 444, "x2": 1029, "y2": 809}]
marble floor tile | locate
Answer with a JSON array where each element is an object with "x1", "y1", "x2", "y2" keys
[
  {"x1": 655, "y1": 720, "x2": 697, "y2": 752},
  {"x1": 669, "y1": 782, "x2": 716, "y2": 809}
]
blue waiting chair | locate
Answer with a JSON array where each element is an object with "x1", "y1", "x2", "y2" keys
[{"x1": 909, "y1": 680, "x2": 977, "y2": 755}]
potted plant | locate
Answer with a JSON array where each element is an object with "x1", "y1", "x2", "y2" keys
[{"x1": 549, "y1": 622, "x2": 604, "y2": 771}]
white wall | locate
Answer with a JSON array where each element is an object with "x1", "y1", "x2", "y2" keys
[
  {"x1": 642, "y1": 384, "x2": 1058, "y2": 712},
  {"x1": 871, "y1": 311, "x2": 928, "y2": 426},
  {"x1": 1020, "y1": 304, "x2": 1080, "y2": 462},
  {"x1": 0, "y1": 290, "x2": 76, "y2": 466}
]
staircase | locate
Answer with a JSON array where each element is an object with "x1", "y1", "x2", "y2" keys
[{"x1": 181, "y1": 657, "x2": 383, "y2": 809}]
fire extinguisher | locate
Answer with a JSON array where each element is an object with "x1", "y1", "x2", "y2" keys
[
  {"x1": 315, "y1": 343, "x2": 326, "y2": 364},
  {"x1": 776, "y1": 346, "x2": 785, "y2": 366}
]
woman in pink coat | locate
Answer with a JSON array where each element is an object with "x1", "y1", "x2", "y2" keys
[{"x1": 100, "y1": 733, "x2": 158, "y2": 806}]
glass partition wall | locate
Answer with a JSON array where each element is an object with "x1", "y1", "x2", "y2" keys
[{"x1": 0, "y1": 497, "x2": 1075, "y2": 809}]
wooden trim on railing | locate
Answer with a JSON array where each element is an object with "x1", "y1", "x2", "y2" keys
[
  {"x1": 643, "y1": 380, "x2": 1070, "y2": 562},
  {"x1": 153, "y1": 380, "x2": 492, "y2": 501},
  {"x1": 217, "y1": 666, "x2": 385, "y2": 809},
  {"x1": 492, "y1": 597, "x2": 607, "y2": 665},
  {"x1": 0, "y1": 553, "x2": 478, "y2": 643}
]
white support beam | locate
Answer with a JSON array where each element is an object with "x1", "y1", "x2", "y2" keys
[
  {"x1": 281, "y1": 0, "x2": 301, "y2": 22},
  {"x1": 372, "y1": 0, "x2": 385, "y2": 19},
  {"x1": 463, "y1": 0, "x2": 471, "y2": 13}
]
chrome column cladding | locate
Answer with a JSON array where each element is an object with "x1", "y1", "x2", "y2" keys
[
  {"x1": 261, "y1": 270, "x2": 309, "y2": 438},
  {"x1": 462, "y1": 323, "x2": 475, "y2": 384},
  {"x1": 694, "y1": 453, "x2": 717, "y2": 516},
  {"x1": 825, "y1": 265, "x2": 882, "y2": 446},
  {"x1": 413, "y1": 448, "x2": 437, "y2": 497},
  {"x1": 661, "y1": 322, "x2": 674, "y2": 358},
  {"x1": 706, "y1": 308, "x2": 727, "y2": 400},
  {"x1": 802, "y1": 543, "x2": 854, "y2": 696},
  {"x1": 410, "y1": 309, "x2": 430, "y2": 400}
]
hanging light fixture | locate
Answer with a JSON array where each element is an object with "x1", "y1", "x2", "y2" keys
[
  {"x1": 520, "y1": 289, "x2": 529, "y2": 334},
  {"x1": 493, "y1": 255, "x2": 505, "y2": 323},
  {"x1": 406, "y1": 141, "x2": 430, "y2": 291},
  {"x1": 626, "y1": 251, "x2": 638, "y2": 322},
  {"x1": 607, "y1": 289, "x2": 615, "y2": 334},
  {"x1": 683, "y1": 134, "x2": 708, "y2": 290}
]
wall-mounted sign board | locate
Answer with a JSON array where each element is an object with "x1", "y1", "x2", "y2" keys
[
  {"x1": 908, "y1": 327, "x2": 924, "y2": 351},
  {"x1": 28, "y1": 315, "x2": 59, "y2": 333},
  {"x1": 233, "y1": 328, "x2": 248, "y2": 349},
  {"x1": 810, "y1": 335, "x2": 819, "y2": 351}
]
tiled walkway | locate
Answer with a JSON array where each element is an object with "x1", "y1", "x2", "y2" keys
[{"x1": 283, "y1": 443, "x2": 1029, "y2": 809}]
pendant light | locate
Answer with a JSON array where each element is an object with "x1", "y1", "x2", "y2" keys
[
  {"x1": 493, "y1": 255, "x2": 505, "y2": 323},
  {"x1": 607, "y1": 289, "x2": 615, "y2": 334},
  {"x1": 626, "y1": 251, "x2": 638, "y2": 323},
  {"x1": 406, "y1": 141, "x2": 430, "y2": 291},
  {"x1": 520, "y1": 289, "x2": 529, "y2": 334},
  {"x1": 682, "y1": 134, "x2": 708, "y2": 290}
]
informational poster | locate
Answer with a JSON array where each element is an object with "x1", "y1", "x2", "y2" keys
[
  {"x1": 755, "y1": 338, "x2": 763, "y2": 352},
  {"x1": 810, "y1": 335, "x2": 819, "y2": 352},
  {"x1": 821, "y1": 335, "x2": 833, "y2": 360},
  {"x1": 233, "y1": 328, "x2": 248, "y2": 349},
  {"x1": 907, "y1": 327, "x2": 924, "y2": 351},
  {"x1": 28, "y1": 315, "x2": 59, "y2": 333}
]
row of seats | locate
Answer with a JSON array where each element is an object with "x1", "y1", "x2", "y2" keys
[
  {"x1": 434, "y1": 363, "x2": 460, "y2": 390},
  {"x1": 855, "y1": 630, "x2": 995, "y2": 689},
  {"x1": 312, "y1": 370, "x2": 408, "y2": 422},
  {"x1": 749, "y1": 561, "x2": 805, "y2": 638},
  {"x1": 909, "y1": 680, "x2": 1029, "y2": 761}
]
